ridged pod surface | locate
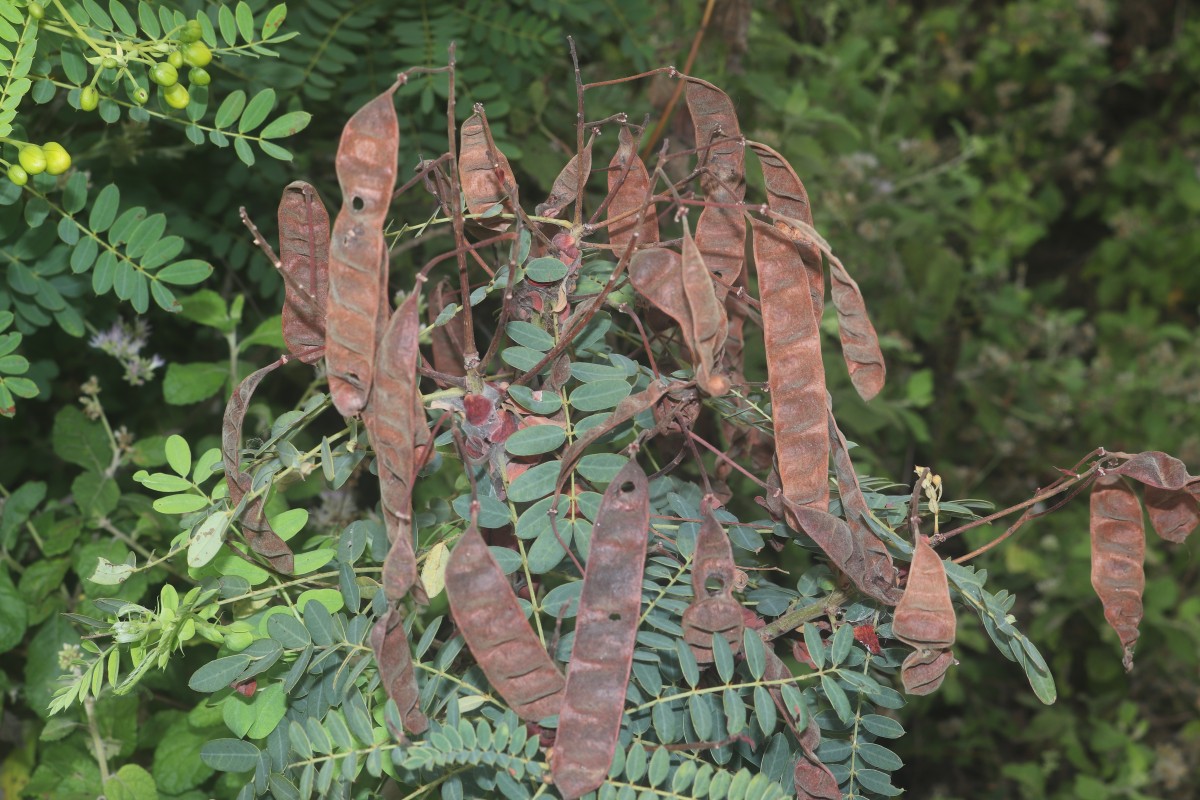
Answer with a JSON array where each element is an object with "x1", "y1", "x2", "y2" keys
[
  {"x1": 752, "y1": 218, "x2": 828, "y2": 512},
  {"x1": 326, "y1": 84, "x2": 399, "y2": 416},
  {"x1": 606, "y1": 125, "x2": 658, "y2": 254},
  {"x1": 458, "y1": 107, "x2": 516, "y2": 229},
  {"x1": 681, "y1": 506, "x2": 744, "y2": 661},
  {"x1": 552, "y1": 460, "x2": 649, "y2": 800},
  {"x1": 221, "y1": 357, "x2": 293, "y2": 573},
  {"x1": 444, "y1": 523, "x2": 565, "y2": 721},
  {"x1": 370, "y1": 607, "x2": 427, "y2": 735},
  {"x1": 361, "y1": 292, "x2": 423, "y2": 601},
  {"x1": 893, "y1": 534, "x2": 956, "y2": 694},
  {"x1": 276, "y1": 181, "x2": 329, "y2": 364},
  {"x1": 1089, "y1": 474, "x2": 1145, "y2": 670}
]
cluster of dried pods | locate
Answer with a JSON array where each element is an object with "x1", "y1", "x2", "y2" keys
[{"x1": 216, "y1": 58, "x2": 1199, "y2": 798}]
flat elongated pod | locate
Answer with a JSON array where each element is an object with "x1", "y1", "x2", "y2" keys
[
  {"x1": 1090, "y1": 475, "x2": 1145, "y2": 670},
  {"x1": 685, "y1": 77, "x2": 745, "y2": 201},
  {"x1": 682, "y1": 506, "x2": 744, "y2": 661},
  {"x1": 362, "y1": 292, "x2": 423, "y2": 601},
  {"x1": 537, "y1": 137, "x2": 592, "y2": 219},
  {"x1": 747, "y1": 142, "x2": 820, "y2": 316},
  {"x1": 828, "y1": 403, "x2": 901, "y2": 604},
  {"x1": 445, "y1": 524, "x2": 566, "y2": 721},
  {"x1": 607, "y1": 125, "x2": 658, "y2": 253},
  {"x1": 222, "y1": 357, "x2": 293, "y2": 573},
  {"x1": 459, "y1": 108, "x2": 516, "y2": 228},
  {"x1": 628, "y1": 241, "x2": 728, "y2": 396},
  {"x1": 893, "y1": 534, "x2": 955, "y2": 693},
  {"x1": 694, "y1": 205, "x2": 745, "y2": 304},
  {"x1": 326, "y1": 84, "x2": 399, "y2": 417},
  {"x1": 752, "y1": 219, "x2": 828, "y2": 512},
  {"x1": 370, "y1": 607, "x2": 428, "y2": 735},
  {"x1": 1143, "y1": 485, "x2": 1199, "y2": 543},
  {"x1": 277, "y1": 181, "x2": 330, "y2": 364},
  {"x1": 828, "y1": 258, "x2": 885, "y2": 401},
  {"x1": 553, "y1": 461, "x2": 650, "y2": 800}
]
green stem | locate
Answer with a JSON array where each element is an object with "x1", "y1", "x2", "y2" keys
[{"x1": 759, "y1": 589, "x2": 850, "y2": 642}]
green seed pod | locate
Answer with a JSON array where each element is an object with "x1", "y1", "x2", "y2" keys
[
  {"x1": 179, "y1": 19, "x2": 202, "y2": 43},
  {"x1": 163, "y1": 82, "x2": 190, "y2": 109},
  {"x1": 188, "y1": 67, "x2": 211, "y2": 87},
  {"x1": 181, "y1": 41, "x2": 212, "y2": 68},
  {"x1": 150, "y1": 62, "x2": 178, "y2": 87},
  {"x1": 6, "y1": 164, "x2": 28, "y2": 186},
  {"x1": 101, "y1": 55, "x2": 118, "y2": 70},
  {"x1": 168, "y1": 50, "x2": 184, "y2": 69},
  {"x1": 27, "y1": 2, "x2": 44, "y2": 20},
  {"x1": 18, "y1": 145, "x2": 46, "y2": 175},
  {"x1": 79, "y1": 86, "x2": 99, "y2": 111},
  {"x1": 42, "y1": 142, "x2": 71, "y2": 176},
  {"x1": 132, "y1": 86, "x2": 149, "y2": 104}
]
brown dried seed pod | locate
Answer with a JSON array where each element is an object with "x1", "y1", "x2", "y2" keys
[
  {"x1": 893, "y1": 534, "x2": 956, "y2": 652},
  {"x1": 682, "y1": 506, "x2": 744, "y2": 661},
  {"x1": 1143, "y1": 485, "x2": 1199, "y2": 543},
  {"x1": 552, "y1": 460, "x2": 650, "y2": 800},
  {"x1": 747, "y1": 142, "x2": 820, "y2": 316},
  {"x1": 361, "y1": 292, "x2": 424, "y2": 601},
  {"x1": 607, "y1": 125, "x2": 658, "y2": 254},
  {"x1": 828, "y1": 257, "x2": 886, "y2": 402},
  {"x1": 537, "y1": 136, "x2": 592, "y2": 220},
  {"x1": 276, "y1": 181, "x2": 330, "y2": 364},
  {"x1": 444, "y1": 524, "x2": 566, "y2": 721},
  {"x1": 685, "y1": 77, "x2": 745, "y2": 202},
  {"x1": 627, "y1": 234, "x2": 729, "y2": 396},
  {"x1": 900, "y1": 648, "x2": 955, "y2": 696},
  {"x1": 458, "y1": 107, "x2": 517, "y2": 229},
  {"x1": 221, "y1": 357, "x2": 293, "y2": 573},
  {"x1": 752, "y1": 218, "x2": 828, "y2": 512},
  {"x1": 1089, "y1": 474, "x2": 1145, "y2": 671},
  {"x1": 326, "y1": 84, "x2": 400, "y2": 416},
  {"x1": 370, "y1": 607, "x2": 427, "y2": 736}
]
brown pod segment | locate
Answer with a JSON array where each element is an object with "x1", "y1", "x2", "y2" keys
[
  {"x1": 893, "y1": 534, "x2": 956, "y2": 694},
  {"x1": 1089, "y1": 474, "x2": 1145, "y2": 670},
  {"x1": 370, "y1": 607, "x2": 428, "y2": 736},
  {"x1": 1143, "y1": 485, "x2": 1198, "y2": 543},
  {"x1": 681, "y1": 505, "x2": 744, "y2": 661},
  {"x1": 221, "y1": 357, "x2": 293, "y2": 573},
  {"x1": 276, "y1": 181, "x2": 330, "y2": 364},
  {"x1": 752, "y1": 218, "x2": 828, "y2": 512},
  {"x1": 361, "y1": 292, "x2": 424, "y2": 601},
  {"x1": 537, "y1": 136, "x2": 592, "y2": 220},
  {"x1": 326, "y1": 82, "x2": 400, "y2": 417},
  {"x1": 747, "y1": 142, "x2": 820, "y2": 317},
  {"x1": 444, "y1": 524, "x2": 566, "y2": 721},
  {"x1": 552, "y1": 460, "x2": 650, "y2": 800},
  {"x1": 606, "y1": 125, "x2": 658, "y2": 254},
  {"x1": 828, "y1": 258, "x2": 886, "y2": 402},
  {"x1": 458, "y1": 106, "x2": 517, "y2": 229}
]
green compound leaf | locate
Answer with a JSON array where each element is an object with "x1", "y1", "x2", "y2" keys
[
  {"x1": 199, "y1": 738, "x2": 260, "y2": 772},
  {"x1": 260, "y1": 110, "x2": 311, "y2": 139}
]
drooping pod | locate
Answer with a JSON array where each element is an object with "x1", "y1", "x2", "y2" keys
[
  {"x1": 681, "y1": 505, "x2": 744, "y2": 661},
  {"x1": 1089, "y1": 474, "x2": 1145, "y2": 670},
  {"x1": 458, "y1": 105, "x2": 517, "y2": 229},
  {"x1": 444, "y1": 523, "x2": 566, "y2": 721},
  {"x1": 552, "y1": 460, "x2": 650, "y2": 800},
  {"x1": 892, "y1": 534, "x2": 956, "y2": 694},
  {"x1": 752, "y1": 218, "x2": 828, "y2": 512},
  {"x1": 326, "y1": 82, "x2": 400, "y2": 416},
  {"x1": 687, "y1": 79, "x2": 745, "y2": 302},
  {"x1": 606, "y1": 125, "x2": 658, "y2": 254},
  {"x1": 221, "y1": 357, "x2": 293, "y2": 573},
  {"x1": 370, "y1": 607, "x2": 428, "y2": 736},
  {"x1": 276, "y1": 181, "x2": 330, "y2": 364},
  {"x1": 361, "y1": 291, "x2": 424, "y2": 601},
  {"x1": 537, "y1": 135, "x2": 593, "y2": 220}
]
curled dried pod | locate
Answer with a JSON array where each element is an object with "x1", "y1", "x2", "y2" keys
[
  {"x1": 893, "y1": 534, "x2": 955, "y2": 694},
  {"x1": 1089, "y1": 473, "x2": 1145, "y2": 670}
]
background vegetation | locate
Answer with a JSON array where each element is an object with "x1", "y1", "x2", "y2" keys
[{"x1": 1, "y1": 0, "x2": 1197, "y2": 798}]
